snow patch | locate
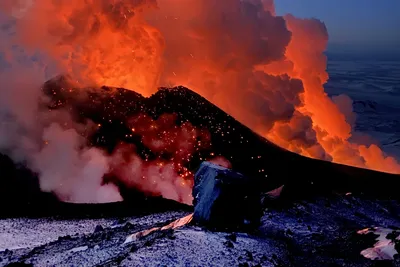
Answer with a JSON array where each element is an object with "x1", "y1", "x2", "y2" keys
[{"x1": 358, "y1": 227, "x2": 400, "y2": 260}]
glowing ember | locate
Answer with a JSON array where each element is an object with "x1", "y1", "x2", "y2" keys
[
  {"x1": 1, "y1": 0, "x2": 396, "y2": 174},
  {"x1": 108, "y1": 113, "x2": 223, "y2": 205}
]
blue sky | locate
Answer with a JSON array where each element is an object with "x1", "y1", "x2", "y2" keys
[{"x1": 275, "y1": 0, "x2": 400, "y2": 52}]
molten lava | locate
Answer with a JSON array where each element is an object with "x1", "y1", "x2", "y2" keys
[{"x1": 0, "y1": 0, "x2": 399, "y2": 204}]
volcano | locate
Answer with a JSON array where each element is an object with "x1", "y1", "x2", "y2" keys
[
  {"x1": 1, "y1": 75, "x2": 399, "y2": 216},
  {"x1": 46, "y1": 75, "x2": 400, "y2": 195}
]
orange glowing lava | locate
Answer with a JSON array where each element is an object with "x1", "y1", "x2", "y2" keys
[
  {"x1": 1, "y1": 0, "x2": 399, "y2": 174},
  {"x1": 124, "y1": 213, "x2": 193, "y2": 243}
]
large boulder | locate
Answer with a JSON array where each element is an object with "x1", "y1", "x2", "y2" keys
[{"x1": 192, "y1": 162, "x2": 262, "y2": 230}]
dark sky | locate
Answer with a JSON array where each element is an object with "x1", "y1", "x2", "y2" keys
[{"x1": 275, "y1": 0, "x2": 400, "y2": 53}]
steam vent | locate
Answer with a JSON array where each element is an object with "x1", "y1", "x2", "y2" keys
[{"x1": 193, "y1": 162, "x2": 262, "y2": 229}]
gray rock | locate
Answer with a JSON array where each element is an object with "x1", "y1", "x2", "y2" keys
[{"x1": 192, "y1": 162, "x2": 262, "y2": 230}]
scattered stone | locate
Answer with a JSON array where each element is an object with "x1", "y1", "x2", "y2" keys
[
  {"x1": 387, "y1": 231, "x2": 400, "y2": 241},
  {"x1": 144, "y1": 240, "x2": 154, "y2": 247},
  {"x1": 112, "y1": 218, "x2": 127, "y2": 226},
  {"x1": 166, "y1": 230, "x2": 176, "y2": 240},
  {"x1": 94, "y1": 225, "x2": 104, "y2": 233},
  {"x1": 286, "y1": 229, "x2": 293, "y2": 236},
  {"x1": 224, "y1": 241, "x2": 234, "y2": 248},
  {"x1": 226, "y1": 233, "x2": 237, "y2": 242},
  {"x1": 130, "y1": 244, "x2": 138, "y2": 253},
  {"x1": 67, "y1": 246, "x2": 88, "y2": 254},
  {"x1": 260, "y1": 255, "x2": 268, "y2": 263},
  {"x1": 244, "y1": 250, "x2": 254, "y2": 261},
  {"x1": 123, "y1": 222, "x2": 133, "y2": 230}
]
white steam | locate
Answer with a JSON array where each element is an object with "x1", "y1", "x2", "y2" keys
[{"x1": 0, "y1": 24, "x2": 123, "y2": 203}]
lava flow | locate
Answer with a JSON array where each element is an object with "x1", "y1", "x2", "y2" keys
[
  {"x1": 124, "y1": 213, "x2": 193, "y2": 244},
  {"x1": 0, "y1": 0, "x2": 399, "y2": 203}
]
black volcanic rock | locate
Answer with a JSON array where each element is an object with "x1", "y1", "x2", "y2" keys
[
  {"x1": 192, "y1": 162, "x2": 262, "y2": 230},
  {"x1": 41, "y1": 75, "x2": 400, "y2": 201}
]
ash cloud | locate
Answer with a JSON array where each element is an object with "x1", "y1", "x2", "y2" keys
[
  {"x1": 151, "y1": 0, "x2": 328, "y2": 157},
  {"x1": 0, "y1": 54, "x2": 123, "y2": 203},
  {"x1": 152, "y1": 0, "x2": 308, "y2": 132}
]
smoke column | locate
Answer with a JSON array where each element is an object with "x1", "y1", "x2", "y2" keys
[{"x1": 0, "y1": 0, "x2": 399, "y2": 203}]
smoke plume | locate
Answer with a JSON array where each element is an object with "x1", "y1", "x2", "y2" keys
[
  {"x1": 0, "y1": 52, "x2": 123, "y2": 203},
  {"x1": 0, "y1": 0, "x2": 399, "y2": 203}
]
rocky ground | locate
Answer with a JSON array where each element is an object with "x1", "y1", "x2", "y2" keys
[{"x1": 1, "y1": 194, "x2": 400, "y2": 267}]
